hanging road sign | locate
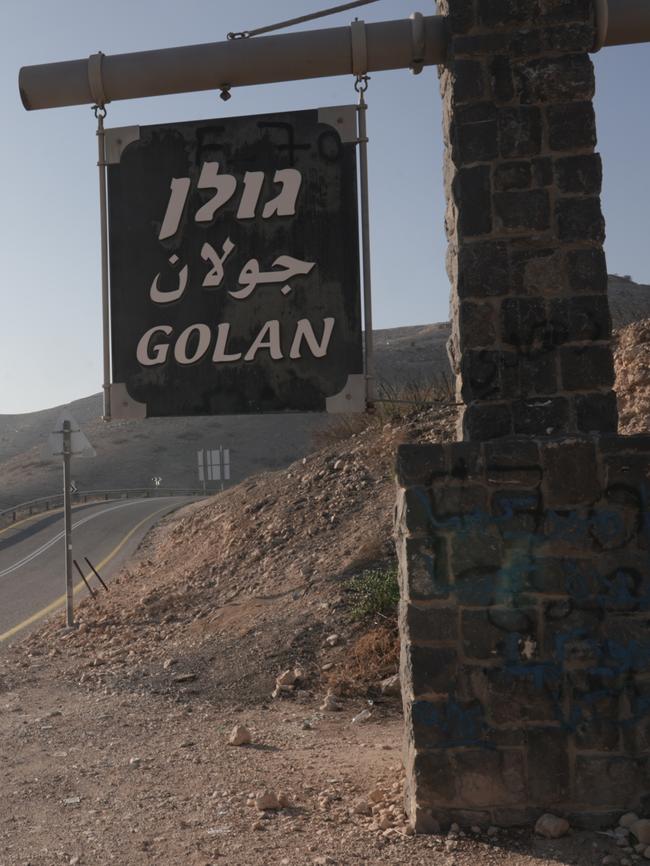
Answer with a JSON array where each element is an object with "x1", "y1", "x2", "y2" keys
[{"x1": 106, "y1": 107, "x2": 364, "y2": 419}]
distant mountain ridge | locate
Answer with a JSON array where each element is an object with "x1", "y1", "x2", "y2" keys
[{"x1": 1, "y1": 276, "x2": 648, "y2": 509}]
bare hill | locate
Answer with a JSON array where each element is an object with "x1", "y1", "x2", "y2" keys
[{"x1": 1, "y1": 275, "x2": 648, "y2": 509}]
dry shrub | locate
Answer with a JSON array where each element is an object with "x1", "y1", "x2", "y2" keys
[
  {"x1": 311, "y1": 411, "x2": 374, "y2": 448},
  {"x1": 324, "y1": 623, "x2": 399, "y2": 696},
  {"x1": 311, "y1": 376, "x2": 456, "y2": 450}
]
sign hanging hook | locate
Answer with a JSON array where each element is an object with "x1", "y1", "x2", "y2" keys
[
  {"x1": 353, "y1": 66, "x2": 375, "y2": 407},
  {"x1": 91, "y1": 100, "x2": 112, "y2": 421}
]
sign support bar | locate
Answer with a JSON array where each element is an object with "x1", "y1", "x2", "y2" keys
[
  {"x1": 95, "y1": 105, "x2": 112, "y2": 421},
  {"x1": 355, "y1": 71, "x2": 376, "y2": 406},
  {"x1": 62, "y1": 421, "x2": 74, "y2": 628}
]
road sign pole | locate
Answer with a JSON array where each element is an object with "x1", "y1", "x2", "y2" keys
[
  {"x1": 62, "y1": 421, "x2": 74, "y2": 627},
  {"x1": 220, "y1": 446, "x2": 225, "y2": 493}
]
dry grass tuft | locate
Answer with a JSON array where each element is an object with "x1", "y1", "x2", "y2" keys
[{"x1": 324, "y1": 624, "x2": 400, "y2": 696}]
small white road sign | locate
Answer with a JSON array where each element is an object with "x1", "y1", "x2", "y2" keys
[{"x1": 46, "y1": 411, "x2": 96, "y2": 458}]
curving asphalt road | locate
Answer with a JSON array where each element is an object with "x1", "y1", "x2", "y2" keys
[{"x1": 0, "y1": 496, "x2": 196, "y2": 644}]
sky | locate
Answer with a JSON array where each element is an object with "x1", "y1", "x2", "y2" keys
[{"x1": 0, "y1": 0, "x2": 648, "y2": 414}]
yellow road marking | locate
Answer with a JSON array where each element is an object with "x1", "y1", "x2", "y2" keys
[{"x1": 0, "y1": 501, "x2": 178, "y2": 643}]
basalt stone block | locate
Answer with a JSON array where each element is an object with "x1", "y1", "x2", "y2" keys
[
  {"x1": 542, "y1": 439, "x2": 600, "y2": 507},
  {"x1": 567, "y1": 247, "x2": 608, "y2": 293},
  {"x1": 514, "y1": 54, "x2": 595, "y2": 104},
  {"x1": 489, "y1": 55, "x2": 515, "y2": 103},
  {"x1": 462, "y1": 403, "x2": 513, "y2": 440},
  {"x1": 448, "y1": 441, "x2": 484, "y2": 479},
  {"x1": 485, "y1": 438, "x2": 541, "y2": 468},
  {"x1": 494, "y1": 189, "x2": 551, "y2": 231},
  {"x1": 574, "y1": 756, "x2": 643, "y2": 807},
  {"x1": 453, "y1": 166, "x2": 493, "y2": 237},
  {"x1": 397, "y1": 485, "x2": 435, "y2": 534},
  {"x1": 540, "y1": 0, "x2": 592, "y2": 22},
  {"x1": 567, "y1": 811, "x2": 628, "y2": 831},
  {"x1": 541, "y1": 23, "x2": 594, "y2": 52},
  {"x1": 559, "y1": 344, "x2": 615, "y2": 390},
  {"x1": 409, "y1": 645, "x2": 458, "y2": 697},
  {"x1": 411, "y1": 697, "x2": 488, "y2": 749},
  {"x1": 454, "y1": 749, "x2": 527, "y2": 807},
  {"x1": 533, "y1": 156, "x2": 553, "y2": 186},
  {"x1": 549, "y1": 295, "x2": 612, "y2": 343},
  {"x1": 398, "y1": 536, "x2": 451, "y2": 601},
  {"x1": 453, "y1": 60, "x2": 487, "y2": 104},
  {"x1": 519, "y1": 351, "x2": 558, "y2": 395},
  {"x1": 500, "y1": 297, "x2": 548, "y2": 347},
  {"x1": 487, "y1": 666, "x2": 562, "y2": 724},
  {"x1": 512, "y1": 397, "x2": 569, "y2": 436},
  {"x1": 454, "y1": 117, "x2": 499, "y2": 164},
  {"x1": 542, "y1": 607, "x2": 601, "y2": 658},
  {"x1": 556, "y1": 196, "x2": 605, "y2": 243},
  {"x1": 494, "y1": 160, "x2": 533, "y2": 191},
  {"x1": 454, "y1": 33, "x2": 509, "y2": 56},
  {"x1": 510, "y1": 30, "x2": 544, "y2": 58},
  {"x1": 527, "y1": 728, "x2": 571, "y2": 803},
  {"x1": 509, "y1": 246, "x2": 566, "y2": 296},
  {"x1": 462, "y1": 608, "x2": 536, "y2": 661},
  {"x1": 404, "y1": 603, "x2": 459, "y2": 644},
  {"x1": 457, "y1": 241, "x2": 509, "y2": 298},
  {"x1": 458, "y1": 301, "x2": 497, "y2": 349},
  {"x1": 498, "y1": 106, "x2": 543, "y2": 158},
  {"x1": 575, "y1": 391, "x2": 618, "y2": 434},
  {"x1": 396, "y1": 444, "x2": 448, "y2": 487},
  {"x1": 461, "y1": 350, "x2": 519, "y2": 401},
  {"x1": 554, "y1": 153, "x2": 602, "y2": 194},
  {"x1": 451, "y1": 526, "x2": 504, "y2": 573},
  {"x1": 431, "y1": 483, "x2": 488, "y2": 517},
  {"x1": 573, "y1": 692, "x2": 621, "y2": 751},
  {"x1": 477, "y1": 0, "x2": 540, "y2": 27},
  {"x1": 412, "y1": 751, "x2": 457, "y2": 806},
  {"x1": 455, "y1": 567, "x2": 501, "y2": 606},
  {"x1": 547, "y1": 101, "x2": 596, "y2": 150}
]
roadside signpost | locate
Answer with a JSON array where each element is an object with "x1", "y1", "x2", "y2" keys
[
  {"x1": 198, "y1": 447, "x2": 231, "y2": 493},
  {"x1": 105, "y1": 108, "x2": 364, "y2": 419},
  {"x1": 46, "y1": 411, "x2": 95, "y2": 627}
]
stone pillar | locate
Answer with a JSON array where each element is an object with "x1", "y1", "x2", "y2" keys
[
  {"x1": 440, "y1": 0, "x2": 618, "y2": 441},
  {"x1": 396, "y1": 0, "x2": 650, "y2": 833}
]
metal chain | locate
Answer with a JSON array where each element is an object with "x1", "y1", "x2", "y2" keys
[
  {"x1": 228, "y1": 0, "x2": 382, "y2": 40},
  {"x1": 354, "y1": 74, "x2": 370, "y2": 94}
]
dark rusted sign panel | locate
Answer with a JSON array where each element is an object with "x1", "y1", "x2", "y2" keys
[{"x1": 105, "y1": 107, "x2": 363, "y2": 418}]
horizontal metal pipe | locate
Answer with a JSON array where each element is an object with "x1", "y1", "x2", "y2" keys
[
  {"x1": 604, "y1": 0, "x2": 650, "y2": 46},
  {"x1": 19, "y1": 15, "x2": 447, "y2": 111},
  {"x1": 17, "y1": 1, "x2": 650, "y2": 113}
]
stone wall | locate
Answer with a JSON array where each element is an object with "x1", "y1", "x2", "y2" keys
[
  {"x1": 439, "y1": 0, "x2": 617, "y2": 441},
  {"x1": 396, "y1": 434, "x2": 650, "y2": 830}
]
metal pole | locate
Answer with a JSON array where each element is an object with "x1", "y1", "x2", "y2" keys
[
  {"x1": 220, "y1": 446, "x2": 225, "y2": 493},
  {"x1": 356, "y1": 82, "x2": 376, "y2": 406},
  {"x1": 62, "y1": 421, "x2": 74, "y2": 627},
  {"x1": 18, "y1": 16, "x2": 447, "y2": 111},
  {"x1": 96, "y1": 108, "x2": 111, "y2": 421}
]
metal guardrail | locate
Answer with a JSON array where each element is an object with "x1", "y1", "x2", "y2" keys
[{"x1": 0, "y1": 488, "x2": 205, "y2": 528}]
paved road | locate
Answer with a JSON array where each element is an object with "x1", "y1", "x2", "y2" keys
[{"x1": 0, "y1": 496, "x2": 196, "y2": 644}]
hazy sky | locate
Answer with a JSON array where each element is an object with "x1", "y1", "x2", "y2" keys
[{"x1": 0, "y1": 1, "x2": 648, "y2": 413}]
